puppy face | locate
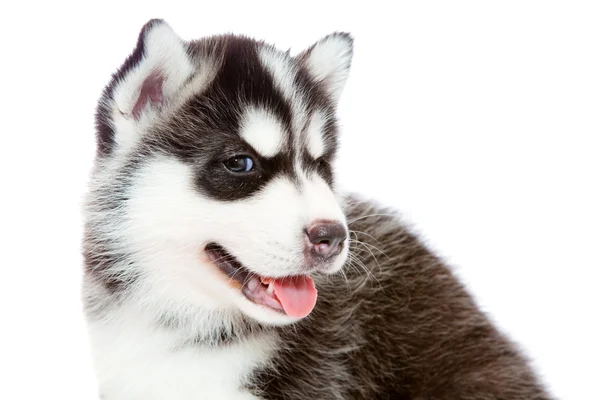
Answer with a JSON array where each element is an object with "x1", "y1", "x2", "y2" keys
[{"x1": 86, "y1": 20, "x2": 354, "y2": 325}]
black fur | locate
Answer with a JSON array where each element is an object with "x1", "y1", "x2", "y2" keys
[{"x1": 251, "y1": 197, "x2": 552, "y2": 399}]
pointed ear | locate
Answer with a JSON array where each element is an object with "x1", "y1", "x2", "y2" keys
[
  {"x1": 296, "y1": 32, "x2": 354, "y2": 104},
  {"x1": 95, "y1": 19, "x2": 194, "y2": 156}
]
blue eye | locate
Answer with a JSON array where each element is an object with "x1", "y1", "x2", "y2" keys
[{"x1": 224, "y1": 156, "x2": 254, "y2": 173}]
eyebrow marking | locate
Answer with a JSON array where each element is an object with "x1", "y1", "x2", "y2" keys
[{"x1": 239, "y1": 107, "x2": 285, "y2": 158}]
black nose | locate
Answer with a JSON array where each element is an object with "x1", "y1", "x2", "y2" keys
[{"x1": 306, "y1": 221, "x2": 347, "y2": 260}]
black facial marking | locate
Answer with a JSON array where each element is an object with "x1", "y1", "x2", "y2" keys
[
  {"x1": 297, "y1": 109, "x2": 339, "y2": 186},
  {"x1": 301, "y1": 150, "x2": 334, "y2": 186},
  {"x1": 144, "y1": 36, "x2": 336, "y2": 202}
]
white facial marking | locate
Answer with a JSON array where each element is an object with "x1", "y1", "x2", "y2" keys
[
  {"x1": 240, "y1": 107, "x2": 285, "y2": 157},
  {"x1": 118, "y1": 155, "x2": 347, "y2": 325},
  {"x1": 306, "y1": 111, "x2": 327, "y2": 159},
  {"x1": 300, "y1": 171, "x2": 347, "y2": 232}
]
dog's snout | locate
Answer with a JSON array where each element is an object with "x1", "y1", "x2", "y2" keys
[{"x1": 306, "y1": 220, "x2": 347, "y2": 260}]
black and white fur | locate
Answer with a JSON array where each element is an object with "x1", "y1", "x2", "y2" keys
[{"x1": 82, "y1": 19, "x2": 552, "y2": 399}]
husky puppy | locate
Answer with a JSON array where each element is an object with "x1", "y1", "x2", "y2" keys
[{"x1": 82, "y1": 19, "x2": 552, "y2": 400}]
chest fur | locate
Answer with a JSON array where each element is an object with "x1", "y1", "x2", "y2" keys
[{"x1": 88, "y1": 318, "x2": 275, "y2": 400}]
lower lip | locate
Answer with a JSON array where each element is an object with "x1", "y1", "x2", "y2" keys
[
  {"x1": 242, "y1": 277, "x2": 286, "y2": 314},
  {"x1": 203, "y1": 247, "x2": 284, "y2": 312}
]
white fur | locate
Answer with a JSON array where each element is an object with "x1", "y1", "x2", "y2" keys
[
  {"x1": 306, "y1": 110, "x2": 327, "y2": 159},
  {"x1": 240, "y1": 107, "x2": 285, "y2": 157},
  {"x1": 87, "y1": 305, "x2": 275, "y2": 400},
  {"x1": 301, "y1": 34, "x2": 353, "y2": 103},
  {"x1": 110, "y1": 21, "x2": 194, "y2": 152}
]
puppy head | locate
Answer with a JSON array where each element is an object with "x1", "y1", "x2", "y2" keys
[{"x1": 86, "y1": 20, "x2": 353, "y2": 325}]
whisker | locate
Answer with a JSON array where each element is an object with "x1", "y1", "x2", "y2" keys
[
  {"x1": 347, "y1": 251, "x2": 380, "y2": 285},
  {"x1": 347, "y1": 213, "x2": 394, "y2": 225},
  {"x1": 348, "y1": 237, "x2": 391, "y2": 261},
  {"x1": 349, "y1": 229, "x2": 386, "y2": 248}
]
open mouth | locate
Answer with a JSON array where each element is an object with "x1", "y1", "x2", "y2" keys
[{"x1": 204, "y1": 243, "x2": 318, "y2": 318}]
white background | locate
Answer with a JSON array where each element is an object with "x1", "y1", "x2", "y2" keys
[{"x1": 1, "y1": 1, "x2": 598, "y2": 399}]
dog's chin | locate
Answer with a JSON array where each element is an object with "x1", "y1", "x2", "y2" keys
[{"x1": 203, "y1": 243, "x2": 339, "y2": 326}]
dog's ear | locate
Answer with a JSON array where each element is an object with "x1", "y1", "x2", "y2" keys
[
  {"x1": 296, "y1": 33, "x2": 354, "y2": 105},
  {"x1": 95, "y1": 19, "x2": 194, "y2": 156}
]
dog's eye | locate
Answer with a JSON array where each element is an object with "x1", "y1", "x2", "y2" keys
[{"x1": 224, "y1": 155, "x2": 254, "y2": 173}]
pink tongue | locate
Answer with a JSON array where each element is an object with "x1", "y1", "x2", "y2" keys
[{"x1": 272, "y1": 276, "x2": 317, "y2": 318}]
